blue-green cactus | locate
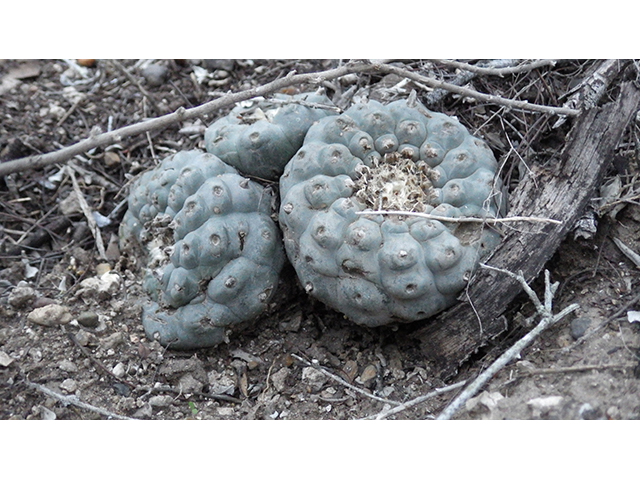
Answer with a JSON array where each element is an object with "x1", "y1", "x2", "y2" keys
[
  {"x1": 279, "y1": 98, "x2": 505, "y2": 327},
  {"x1": 120, "y1": 150, "x2": 284, "y2": 349},
  {"x1": 203, "y1": 91, "x2": 337, "y2": 181}
]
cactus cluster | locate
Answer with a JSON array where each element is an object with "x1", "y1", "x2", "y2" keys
[
  {"x1": 204, "y1": 91, "x2": 336, "y2": 181},
  {"x1": 279, "y1": 98, "x2": 504, "y2": 326},
  {"x1": 120, "y1": 150, "x2": 284, "y2": 349},
  {"x1": 121, "y1": 92, "x2": 506, "y2": 347}
]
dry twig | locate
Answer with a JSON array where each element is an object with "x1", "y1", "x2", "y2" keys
[
  {"x1": 432, "y1": 59, "x2": 557, "y2": 77},
  {"x1": 436, "y1": 267, "x2": 579, "y2": 420},
  {"x1": 357, "y1": 210, "x2": 562, "y2": 225},
  {"x1": 290, "y1": 353, "x2": 401, "y2": 406},
  {"x1": 0, "y1": 60, "x2": 581, "y2": 177},
  {"x1": 361, "y1": 380, "x2": 466, "y2": 420},
  {"x1": 68, "y1": 166, "x2": 107, "y2": 260},
  {"x1": 22, "y1": 377, "x2": 135, "y2": 420}
]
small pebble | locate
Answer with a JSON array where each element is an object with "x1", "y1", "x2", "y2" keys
[
  {"x1": 27, "y1": 304, "x2": 72, "y2": 326},
  {"x1": 0, "y1": 351, "x2": 14, "y2": 367},
  {"x1": 148, "y1": 395, "x2": 173, "y2": 408},
  {"x1": 58, "y1": 359, "x2": 78, "y2": 373},
  {"x1": 112, "y1": 362, "x2": 126, "y2": 378},
  {"x1": 60, "y1": 378, "x2": 77, "y2": 393},
  {"x1": 578, "y1": 402, "x2": 600, "y2": 420},
  {"x1": 113, "y1": 382, "x2": 131, "y2": 397},
  {"x1": 77, "y1": 311, "x2": 100, "y2": 328},
  {"x1": 302, "y1": 366, "x2": 327, "y2": 392},
  {"x1": 142, "y1": 63, "x2": 168, "y2": 87},
  {"x1": 270, "y1": 367, "x2": 289, "y2": 393},
  {"x1": 357, "y1": 364, "x2": 378, "y2": 384},
  {"x1": 570, "y1": 316, "x2": 591, "y2": 340},
  {"x1": 8, "y1": 281, "x2": 37, "y2": 308},
  {"x1": 74, "y1": 330, "x2": 98, "y2": 347}
]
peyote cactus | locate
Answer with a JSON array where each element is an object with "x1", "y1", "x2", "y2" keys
[
  {"x1": 203, "y1": 91, "x2": 337, "y2": 181},
  {"x1": 120, "y1": 150, "x2": 285, "y2": 349},
  {"x1": 279, "y1": 97, "x2": 506, "y2": 327}
]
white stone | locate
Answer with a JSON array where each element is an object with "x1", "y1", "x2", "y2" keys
[
  {"x1": 60, "y1": 378, "x2": 77, "y2": 392},
  {"x1": 0, "y1": 351, "x2": 14, "y2": 367},
  {"x1": 27, "y1": 304, "x2": 72, "y2": 326},
  {"x1": 527, "y1": 395, "x2": 564, "y2": 413},
  {"x1": 112, "y1": 362, "x2": 126, "y2": 378}
]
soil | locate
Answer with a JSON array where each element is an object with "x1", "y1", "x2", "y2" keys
[{"x1": 1, "y1": 59, "x2": 639, "y2": 420}]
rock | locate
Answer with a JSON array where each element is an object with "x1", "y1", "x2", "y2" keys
[
  {"x1": 570, "y1": 316, "x2": 591, "y2": 340},
  {"x1": 208, "y1": 369, "x2": 236, "y2": 396},
  {"x1": 60, "y1": 378, "x2": 77, "y2": 392},
  {"x1": 8, "y1": 281, "x2": 37, "y2": 308},
  {"x1": 133, "y1": 403, "x2": 152, "y2": 419},
  {"x1": 112, "y1": 362, "x2": 126, "y2": 378},
  {"x1": 270, "y1": 367, "x2": 289, "y2": 393},
  {"x1": 74, "y1": 330, "x2": 98, "y2": 347},
  {"x1": 203, "y1": 59, "x2": 235, "y2": 72},
  {"x1": 527, "y1": 395, "x2": 564, "y2": 417},
  {"x1": 141, "y1": 64, "x2": 168, "y2": 87},
  {"x1": 75, "y1": 271, "x2": 121, "y2": 301},
  {"x1": 302, "y1": 366, "x2": 327, "y2": 393},
  {"x1": 178, "y1": 373, "x2": 204, "y2": 393},
  {"x1": 356, "y1": 364, "x2": 377, "y2": 385},
  {"x1": 58, "y1": 359, "x2": 78, "y2": 373},
  {"x1": 77, "y1": 311, "x2": 100, "y2": 328},
  {"x1": 466, "y1": 391, "x2": 505, "y2": 413},
  {"x1": 27, "y1": 304, "x2": 72, "y2": 326},
  {"x1": 0, "y1": 350, "x2": 14, "y2": 367},
  {"x1": 101, "y1": 331, "x2": 127, "y2": 350},
  {"x1": 578, "y1": 402, "x2": 601, "y2": 420},
  {"x1": 148, "y1": 395, "x2": 173, "y2": 408}
]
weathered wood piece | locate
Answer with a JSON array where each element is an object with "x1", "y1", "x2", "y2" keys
[{"x1": 411, "y1": 81, "x2": 640, "y2": 380}]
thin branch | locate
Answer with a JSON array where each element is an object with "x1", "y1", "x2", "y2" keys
[
  {"x1": 0, "y1": 60, "x2": 581, "y2": 178},
  {"x1": 356, "y1": 210, "x2": 562, "y2": 225},
  {"x1": 521, "y1": 363, "x2": 637, "y2": 376},
  {"x1": 361, "y1": 380, "x2": 467, "y2": 420},
  {"x1": 290, "y1": 353, "x2": 401, "y2": 406},
  {"x1": 436, "y1": 267, "x2": 579, "y2": 420},
  {"x1": 23, "y1": 377, "x2": 135, "y2": 420},
  {"x1": 424, "y1": 60, "x2": 520, "y2": 106},
  {"x1": 377, "y1": 63, "x2": 580, "y2": 117},
  {"x1": 432, "y1": 59, "x2": 558, "y2": 77},
  {"x1": 0, "y1": 62, "x2": 368, "y2": 177},
  {"x1": 68, "y1": 166, "x2": 107, "y2": 260}
]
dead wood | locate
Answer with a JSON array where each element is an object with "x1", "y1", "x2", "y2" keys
[{"x1": 410, "y1": 81, "x2": 640, "y2": 380}]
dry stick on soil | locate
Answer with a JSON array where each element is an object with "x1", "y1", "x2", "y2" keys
[
  {"x1": 61, "y1": 325, "x2": 137, "y2": 390},
  {"x1": 377, "y1": 63, "x2": 580, "y2": 117},
  {"x1": 521, "y1": 364, "x2": 637, "y2": 376},
  {"x1": 357, "y1": 210, "x2": 562, "y2": 225},
  {"x1": 362, "y1": 380, "x2": 467, "y2": 420},
  {"x1": 22, "y1": 377, "x2": 135, "y2": 420},
  {"x1": 436, "y1": 267, "x2": 579, "y2": 420},
  {"x1": 431, "y1": 59, "x2": 558, "y2": 77},
  {"x1": 290, "y1": 353, "x2": 401, "y2": 406},
  {"x1": 0, "y1": 61, "x2": 580, "y2": 178},
  {"x1": 67, "y1": 166, "x2": 107, "y2": 260}
]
